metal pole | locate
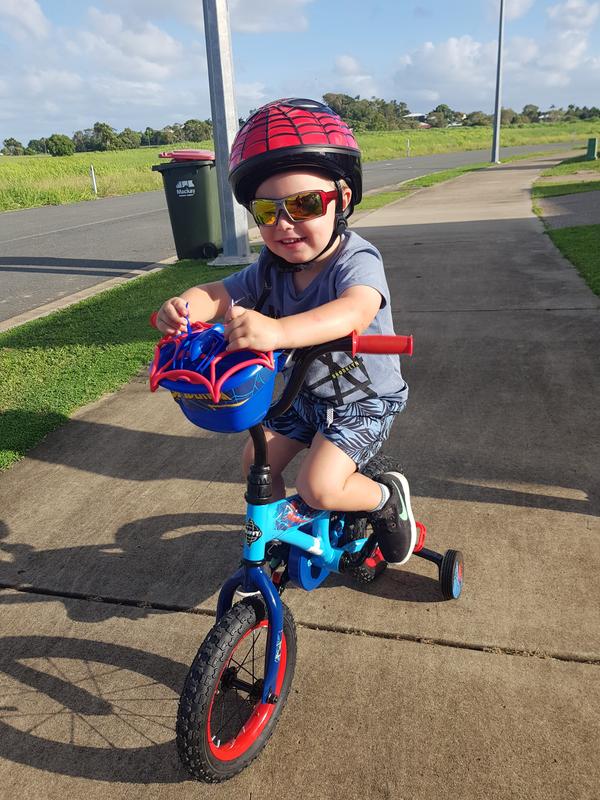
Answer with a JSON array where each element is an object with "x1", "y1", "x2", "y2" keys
[
  {"x1": 89, "y1": 164, "x2": 98, "y2": 195},
  {"x1": 491, "y1": 0, "x2": 505, "y2": 164},
  {"x1": 202, "y1": 0, "x2": 255, "y2": 265}
]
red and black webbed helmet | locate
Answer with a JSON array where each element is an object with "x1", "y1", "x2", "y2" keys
[{"x1": 228, "y1": 98, "x2": 362, "y2": 216}]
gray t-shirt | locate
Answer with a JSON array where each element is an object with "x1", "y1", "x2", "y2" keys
[{"x1": 222, "y1": 230, "x2": 408, "y2": 406}]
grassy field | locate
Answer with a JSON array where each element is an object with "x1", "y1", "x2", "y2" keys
[
  {"x1": 1, "y1": 121, "x2": 598, "y2": 212},
  {"x1": 0, "y1": 259, "x2": 235, "y2": 471}
]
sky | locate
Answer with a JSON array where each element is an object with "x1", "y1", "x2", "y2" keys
[{"x1": 1, "y1": 0, "x2": 599, "y2": 144}]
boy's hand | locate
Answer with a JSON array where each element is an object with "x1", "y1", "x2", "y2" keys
[
  {"x1": 155, "y1": 297, "x2": 188, "y2": 335},
  {"x1": 224, "y1": 306, "x2": 281, "y2": 352}
]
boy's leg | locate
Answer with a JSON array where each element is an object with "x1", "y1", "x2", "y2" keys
[
  {"x1": 242, "y1": 429, "x2": 307, "y2": 501},
  {"x1": 295, "y1": 433, "x2": 381, "y2": 512},
  {"x1": 296, "y1": 433, "x2": 417, "y2": 565}
]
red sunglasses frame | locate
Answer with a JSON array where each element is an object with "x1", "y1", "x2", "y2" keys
[{"x1": 249, "y1": 189, "x2": 339, "y2": 226}]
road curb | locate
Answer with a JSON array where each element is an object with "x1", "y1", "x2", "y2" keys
[{"x1": 0, "y1": 256, "x2": 178, "y2": 334}]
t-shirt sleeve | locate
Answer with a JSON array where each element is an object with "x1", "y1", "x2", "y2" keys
[
  {"x1": 334, "y1": 247, "x2": 390, "y2": 308},
  {"x1": 222, "y1": 252, "x2": 268, "y2": 308}
]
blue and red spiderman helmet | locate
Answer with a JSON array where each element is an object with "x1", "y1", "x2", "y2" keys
[{"x1": 228, "y1": 98, "x2": 363, "y2": 216}]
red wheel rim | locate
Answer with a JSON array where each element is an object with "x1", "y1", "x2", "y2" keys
[{"x1": 207, "y1": 620, "x2": 287, "y2": 761}]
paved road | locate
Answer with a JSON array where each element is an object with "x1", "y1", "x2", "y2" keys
[{"x1": 0, "y1": 141, "x2": 581, "y2": 323}]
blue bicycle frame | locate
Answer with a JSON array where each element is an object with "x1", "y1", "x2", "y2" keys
[{"x1": 216, "y1": 493, "x2": 368, "y2": 705}]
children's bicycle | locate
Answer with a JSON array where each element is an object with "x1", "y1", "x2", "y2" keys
[{"x1": 149, "y1": 317, "x2": 464, "y2": 783}]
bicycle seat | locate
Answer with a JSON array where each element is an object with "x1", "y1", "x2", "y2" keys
[{"x1": 149, "y1": 321, "x2": 285, "y2": 433}]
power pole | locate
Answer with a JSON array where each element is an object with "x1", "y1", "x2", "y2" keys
[
  {"x1": 203, "y1": 0, "x2": 255, "y2": 265},
  {"x1": 491, "y1": 0, "x2": 506, "y2": 164}
]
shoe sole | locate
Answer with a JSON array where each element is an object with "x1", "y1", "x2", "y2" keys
[{"x1": 385, "y1": 472, "x2": 417, "y2": 565}]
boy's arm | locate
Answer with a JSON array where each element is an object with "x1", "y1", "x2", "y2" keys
[
  {"x1": 225, "y1": 285, "x2": 382, "y2": 351},
  {"x1": 155, "y1": 281, "x2": 232, "y2": 335}
]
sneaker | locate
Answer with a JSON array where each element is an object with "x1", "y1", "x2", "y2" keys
[{"x1": 370, "y1": 472, "x2": 417, "y2": 565}]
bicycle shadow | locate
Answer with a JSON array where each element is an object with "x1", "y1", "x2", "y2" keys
[
  {"x1": 0, "y1": 634, "x2": 189, "y2": 783},
  {"x1": 0, "y1": 512, "x2": 245, "y2": 622},
  {"x1": 313, "y1": 558, "x2": 444, "y2": 603}
]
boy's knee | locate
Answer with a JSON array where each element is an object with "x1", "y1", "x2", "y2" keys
[{"x1": 296, "y1": 475, "x2": 338, "y2": 510}]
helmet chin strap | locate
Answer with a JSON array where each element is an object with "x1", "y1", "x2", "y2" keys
[{"x1": 267, "y1": 181, "x2": 348, "y2": 272}]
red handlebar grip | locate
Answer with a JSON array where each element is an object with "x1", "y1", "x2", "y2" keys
[
  {"x1": 352, "y1": 333, "x2": 413, "y2": 356},
  {"x1": 150, "y1": 311, "x2": 159, "y2": 329}
]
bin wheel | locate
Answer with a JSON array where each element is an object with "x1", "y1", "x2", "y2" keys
[
  {"x1": 199, "y1": 242, "x2": 219, "y2": 259},
  {"x1": 439, "y1": 549, "x2": 464, "y2": 600}
]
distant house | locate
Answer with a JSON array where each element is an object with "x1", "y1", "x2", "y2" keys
[{"x1": 402, "y1": 113, "x2": 431, "y2": 128}]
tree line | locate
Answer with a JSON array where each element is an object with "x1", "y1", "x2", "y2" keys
[
  {"x1": 1, "y1": 118, "x2": 213, "y2": 157},
  {"x1": 321, "y1": 94, "x2": 600, "y2": 130},
  {"x1": 2, "y1": 95, "x2": 599, "y2": 156}
]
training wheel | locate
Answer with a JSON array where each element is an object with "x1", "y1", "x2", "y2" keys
[{"x1": 439, "y1": 549, "x2": 464, "y2": 600}]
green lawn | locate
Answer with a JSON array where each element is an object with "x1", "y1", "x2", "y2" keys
[
  {"x1": 546, "y1": 224, "x2": 600, "y2": 295},
  {"x1": 0, "y1": 259, "x2": 235, "y2": 470},
  {"x1": 538, "y1": 153, "x2": 600, "y2": 177},
  {"x1": 532, "y1": 180, "x2": 600, "y2": 198}
]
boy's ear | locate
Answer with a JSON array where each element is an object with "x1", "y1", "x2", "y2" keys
[{"x1": 341, "y1": 184, "x2": 352, "y2": 211}]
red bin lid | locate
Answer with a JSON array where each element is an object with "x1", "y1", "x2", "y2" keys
[{"x1": 159, "y1": 149, "x2": 215, "y2": 161}]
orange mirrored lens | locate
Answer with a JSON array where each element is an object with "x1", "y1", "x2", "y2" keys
[
  {"x1": 250, "y1": 191, "x2": 327, "y2": 226},
  {"x1": 284, "y1": 191, "x2": 324, "y2": 220},
  {"x1": 251, "y1": 198, "x2": 277, "y2": 226}
]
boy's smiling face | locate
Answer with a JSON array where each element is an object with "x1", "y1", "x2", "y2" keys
[{"x1": 254, "y1": 170, "x2": 351, "y2": 266}]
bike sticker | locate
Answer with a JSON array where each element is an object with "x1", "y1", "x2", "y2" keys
[{"x1": 245, "y1": 519, "x2": 263, "y2": 545}]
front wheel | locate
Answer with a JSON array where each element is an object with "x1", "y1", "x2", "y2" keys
[{"x1": 176, "y1": 598, "x2": 297, "y2": 782}]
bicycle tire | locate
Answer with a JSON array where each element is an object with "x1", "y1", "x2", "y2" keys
[{"x1": 176, "y1": 597, "x2": 296, "y2": 782}]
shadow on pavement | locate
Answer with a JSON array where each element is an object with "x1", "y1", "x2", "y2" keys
[
  {"x1": 0, "y1": 513, "x2": 243, "y2": 621},
  {"x1": 0, "y1": 634, "x2": 188, "y2": 783},
  {"x1": 0, "y1": 256, "x2": 151, "y2": 278}
]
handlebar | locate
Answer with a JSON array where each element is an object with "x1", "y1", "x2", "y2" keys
[
  {"x1": 149, "y1": 312, "x2": 412, "y2": 422},
  {"x1": 266, "y1": 334, "x2": 412, "y2": 421}
]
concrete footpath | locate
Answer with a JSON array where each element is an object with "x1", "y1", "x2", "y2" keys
[{"x1": 1, "y1": 153, "x2": 599, "y2": 799}]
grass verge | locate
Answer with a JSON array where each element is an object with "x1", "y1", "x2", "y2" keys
[
  {"x1": 532, "y1": 181, "x2": 600, "y2": 198},
  {"x1": 0, "y1": 259, "x2": 235, "y2": 470},
  {"x1": 546, "y1": 225, "x2": 600, "y2": 295},
  {"x1": 532, "y1": 154, "x2": 600, "y2": 295}
]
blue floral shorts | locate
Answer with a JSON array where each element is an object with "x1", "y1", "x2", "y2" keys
[{"x1": 264, "y1": 392, "x2": 406, "y2": 469}]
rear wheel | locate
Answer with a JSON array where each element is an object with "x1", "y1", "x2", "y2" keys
[
  {"x1": 439, "y1": 550, "x2": 464, "y2": 600},
  {"x1": 176, "y1": 598, "x2": 296, "y2": 782}
]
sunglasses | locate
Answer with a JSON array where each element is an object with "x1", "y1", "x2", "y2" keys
[{"x1": 249, "y1": 189, "x2": 338, "y2": 226}]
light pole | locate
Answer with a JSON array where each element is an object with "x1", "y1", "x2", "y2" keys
[
  {"x1": 203, "y1": 0, "x2": 255, "y2": 265},
  {"x1": 491, "y1": 0, "x2": 506, "y2": 164}
]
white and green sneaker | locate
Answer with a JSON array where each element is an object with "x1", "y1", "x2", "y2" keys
[{"x1": 370, "y1": 472, "x2": 417, "y2": 565}]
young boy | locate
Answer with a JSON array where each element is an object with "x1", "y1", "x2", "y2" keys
[{"x1": 155, "y1": 98, "x2": 416, "y2": 565}]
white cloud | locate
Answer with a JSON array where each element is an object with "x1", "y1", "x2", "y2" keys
[
  {"x1": 0, "y1": 0, "x2": 50, "y2": 40},
  {"x1": 547, "y1": 0, "x2": 600, "y2": 28},
  {"x1": 23, "y1": 69, "x2": 84, "y2": 96},
  {"x1": 229, "y1": 0, "x2": 313, "y2": 32},
  {"x1": 65, "y1": 8, "x2": 183, "y2": 81},
  {"x1": 235, "y1": 82, "x2": 269, "y2": 106},
  {"x1": 506, "y1": 0, "x2": 536, "y2": 19},
  {"x1": 334, "y1": 54, "x2": 379, "y2": 98},
  {"x1": 394, "y1": 36, "x2": 497, "y2": 110}
]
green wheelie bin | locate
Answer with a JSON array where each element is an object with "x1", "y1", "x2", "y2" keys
[{"x1": 153, "y1": 150, "x2": 222, "y2": 259}]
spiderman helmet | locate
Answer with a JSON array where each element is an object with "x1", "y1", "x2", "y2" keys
[{"x1": 228, "y1": 97, "x2": 362, "y2": 225}]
